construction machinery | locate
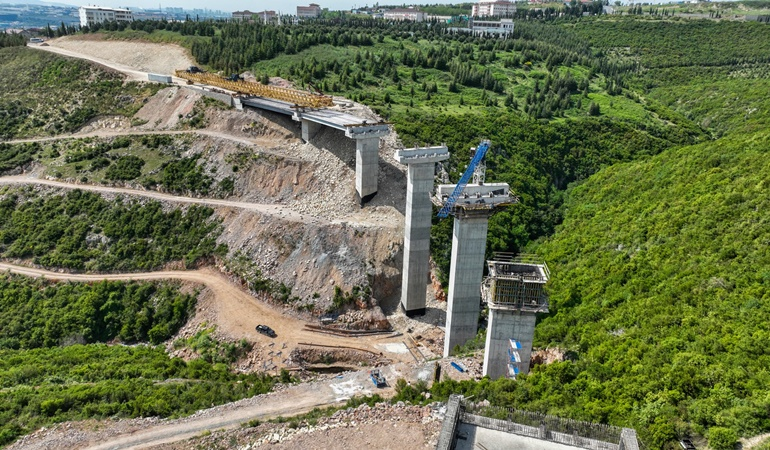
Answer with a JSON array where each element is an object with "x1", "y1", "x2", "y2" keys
[
  {"x1": 175, "y1": 68, "x2": 335, "y2": 109},
  {"x1": 369, "y1": 369, "x2": 387, "y2": 388},
  {"x1": 436, "y1": 140, "x2": 491, "y2": 218}
]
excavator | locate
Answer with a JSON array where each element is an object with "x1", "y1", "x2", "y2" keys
[{"x1": 175, "y1": 66, "x2": 334, "y2": 109}]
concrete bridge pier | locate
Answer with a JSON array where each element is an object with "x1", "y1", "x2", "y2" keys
[
  {"x1": 480, "y1": 255, "x2": 549, "y2": 379},
  {"x1": 395, "y1": 146, "x2": 450, "y2": 317},
  {"x1": 443, "y1": 210, "x2": 491, "y2": 356},
  {"x1": 345, "y1": 124, "x2": 389, "y2": 205},
  {"x1": 482, "y1": 310, "x2": 537, "y2": 379},
  {"x1": 354, "y1": 136, "x2": 380, "y2": 204},
  {"x1": 436, "y1": 183, "x2": 514, "y2": 357},
  {"x1": 301, "y1": 119, "x2": 322, "y2": 143}
]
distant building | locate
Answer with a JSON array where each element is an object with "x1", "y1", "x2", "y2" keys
[
  {"x1": 297, "y1": 3, "x2": 322, "y2": 18},
  {"x1": 383, "y1": 7, "x2": 427, "y2": 22},
  {"x1": 232, "y1": 10, "x2": 255, "y2": 21},
  {"x1": 469, "y1": 18, "x2": 514, "y2": 36},
  {"x1": 472, "y1": 0, "x2": 516, "y2": 17},
  {"x1": 78, "y1": 5, "x2": 133, "y2": 27},
  {"x1": 256, "y1": 10, "x2": 277, "y2": 23},
  {"x1": 233, "y1": 10, "x2": 276, "y2": 23}
]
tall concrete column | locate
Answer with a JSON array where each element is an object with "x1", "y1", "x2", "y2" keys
[
  {"x1": 395, "y1": 146, "x2": 449, "y2": 317},
  {"x1": 482, "y1": 309, "x2": 537, "y2": 379},
  {"x1": 354, "y1": 136, "x2": 379, "y2": 204},
  {"x1": 301, "y1": 119, "x2": 322, "y2": 143},
  {"x1": 444, "y1": 212, "x2": 490, "y2": 357}
]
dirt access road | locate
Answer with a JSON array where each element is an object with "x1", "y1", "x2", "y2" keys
[
  {"x1": 9, "y1": 360, "x2": 435, "y2": 450},
  {"x1": 30, "y1": 36, "x2": 195, "y2": 82},
  {"x1": 0, "y1": 262, "x2": 410, "y2": 362},
  {"x1": 0, "y1": 175, "x2": 318, "y2": 225}
]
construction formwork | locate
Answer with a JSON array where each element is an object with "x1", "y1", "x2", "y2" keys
[
  {"x1": 482, "y1": 253, "x2": 549, "y2": 312},
  {"x1": 482, "y1": 253, "x2": 549, "y2": 379}
]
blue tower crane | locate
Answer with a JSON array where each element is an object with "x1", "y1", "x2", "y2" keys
[{"x1": 437, "y1": 140, "x2": 491, "y2": 218}]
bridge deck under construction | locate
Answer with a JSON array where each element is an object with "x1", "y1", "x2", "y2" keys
[{"x1": 240, "y1": 97, "x2": 389, "y2": 137}]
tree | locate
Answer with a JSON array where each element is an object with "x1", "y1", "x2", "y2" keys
[
  {"x1": 708, "y1": 427, "x2": 737, "y2": 450},
  {"x1": 589, "y1": 101, "x2": 600, "y2": 116}
]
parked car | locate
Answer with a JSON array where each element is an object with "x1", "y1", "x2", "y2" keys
[
  {"x1": 256, "y1": 324, "x2": 276, "y2": 338},
  {"x1": 679, "y1": 439, "x2": 696, "y2": 450}
]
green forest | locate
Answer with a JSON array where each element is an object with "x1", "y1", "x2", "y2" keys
[{"x1": 0, "y1": 275, "x2": 279, "y2": 445}]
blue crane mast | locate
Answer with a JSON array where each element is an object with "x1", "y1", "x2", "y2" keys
[{"x1": 437, "y1": 140, "x2": 491, "y2": 218}]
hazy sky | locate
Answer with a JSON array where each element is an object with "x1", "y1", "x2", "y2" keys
[
  {"x1": 75, "y1": 0, "x2": 408, "y2": 13},
  {"x1": 25, "y1": 0, "x2": 694, "y2": 14}
]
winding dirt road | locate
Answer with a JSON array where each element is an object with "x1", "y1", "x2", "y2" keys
[
  {"x1": 0, "y1": 175, "x2": 319, "y2": 224},
  {"x1": 0, "y1": 261, "x2": 422, "y2": 450},
  {"x1": 0, "y1": 262, "x2": 405, "y2": 358},
  {"x1": 8, "y1": 359, "x2": 433, "y2": 450}
]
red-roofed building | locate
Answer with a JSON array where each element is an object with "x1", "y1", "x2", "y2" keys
[{"x1": 297, "y1": 3, "x2": 322, "y2": 18}]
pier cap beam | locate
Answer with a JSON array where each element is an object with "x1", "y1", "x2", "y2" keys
[
  {"x1": 395, "y1": 145, "x2": 450, "y2": 316},
  {"x1": 394, "y1": 145, "x2": 450, "y2": 165}
]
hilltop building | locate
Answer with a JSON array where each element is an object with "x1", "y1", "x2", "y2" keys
[
  {"x1": 472, "y1": 0, "x2": 516, "y2": 17},
  {"x1": 78, "y1": 5, "x2": 133, "y2": 27},
  {"x1": 297, "y1": 3, "x2": 322, "y2": 18},
  {"x1": 469, "y1": 18, "x2": 514, "y2": 36},
  {"x1": 232, "y1": 10, "x2": 255, "y2": 20},
  {"x1": 383, "y1": 7, "x2": 427, "y2": 22},
  {"x1": 232, "y1": 10, "x2": 277, "y2": 23}
]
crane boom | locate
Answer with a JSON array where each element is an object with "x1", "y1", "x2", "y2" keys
[{"x1": 437, "y1": 140, "x2": 491, "y2": 218}]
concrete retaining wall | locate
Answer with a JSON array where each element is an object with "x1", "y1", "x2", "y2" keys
[
  {"x1": 147, "y1": 73, "x2": 172, "y2": 83},
  {"x1": 198, "y1": 88, "x2": 234, "y2": 107}
]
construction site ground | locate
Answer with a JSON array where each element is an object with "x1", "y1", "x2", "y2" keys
[{"x1": 1, "y1": 36, "x2": 478, "y2": 449}]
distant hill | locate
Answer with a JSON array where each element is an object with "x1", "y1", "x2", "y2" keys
[{"x1": 0, "y1": 1, "x2": 78, "y2": 7}]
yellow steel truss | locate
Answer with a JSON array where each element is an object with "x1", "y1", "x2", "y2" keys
[{"x1": 175, "y1": 70, "x2": 334, "y2": 108}]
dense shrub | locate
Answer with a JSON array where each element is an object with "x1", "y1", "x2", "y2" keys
[
  {"x1": 0, "y1": 275, "x2": 196, "y2": 349},
  {"x1": 0, "y1": 188, "x2": 225, "y2": 271}
]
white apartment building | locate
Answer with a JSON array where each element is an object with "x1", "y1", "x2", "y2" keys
[
  {"x1": 469, "y1": 18, "x2": 514, "y2": 36},
  {"x1": 79, "y1": 6, "x2": 133, "y2": 27},
  {"x1": 383, "y1": 7, "x2": 427, "y2": 22},
  {"x1": 472, "y1": 0, "x2": 516, "y2": 17}
]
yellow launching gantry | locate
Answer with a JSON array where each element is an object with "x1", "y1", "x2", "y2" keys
[{"x1": 175, "y1": 67, "x2": 334, "y2": 109}]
